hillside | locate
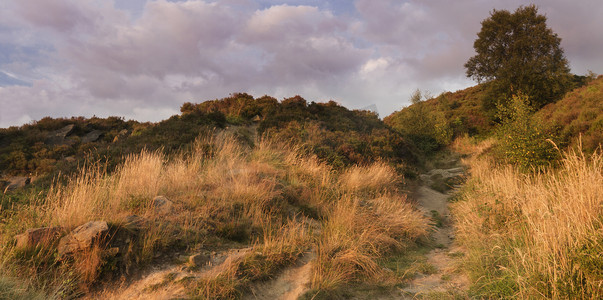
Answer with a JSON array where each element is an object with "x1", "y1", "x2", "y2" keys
[
  {"x1": 385, "y1": 75, "x2": 602, "y2": 156},
  {"x1": 535, "y1": 75, "x2": 603, "y2": 152},
  {"x1": 1, "y1": 94, "x2": 418, "y2": 192},
  {"x1": 384, "y1": 84, "x2": 492, "y2": 155},
  {"x1": 1, "y1": 79, "x2": 601, "y2": 299},
  {"x1": 0, "y1": 94, "x2": 433, "y2": 299}
]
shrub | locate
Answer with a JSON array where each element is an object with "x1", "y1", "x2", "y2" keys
[{"x1": 495, "y1": 93, "x2": 560, "y2": 170}]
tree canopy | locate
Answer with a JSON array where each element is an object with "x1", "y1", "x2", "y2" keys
[{"x1": 465, "y1": 5, "x2": 571, "y2": 109}]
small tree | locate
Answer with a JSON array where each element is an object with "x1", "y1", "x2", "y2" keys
[
  {"x1": 465, "y1": 5, "x2": 571, "y2": 110},
  {"x1": 386, "y1": 90, "x2": 452, "y2": 154},
  {"x1": 496, "y1": 93, "x2": 559, "y2": 170}
]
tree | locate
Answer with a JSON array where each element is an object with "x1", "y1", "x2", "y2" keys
[{"x1": 465, "y1": 5, "x2": 571, "y2": 110}]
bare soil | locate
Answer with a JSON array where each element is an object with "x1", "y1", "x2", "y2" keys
[{"x1": 400, "y1": 166, "x2": 469, "y2": 298}]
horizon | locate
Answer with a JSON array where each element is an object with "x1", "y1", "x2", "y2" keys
[{"x1": 1, "y1": 0, "x2": 602, "y2": 128}]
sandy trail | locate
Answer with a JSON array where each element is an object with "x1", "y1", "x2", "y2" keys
[
  {"x1": 243, "y1": 251, "x2": 315, "y2": 300},
  {"x1": 88, "y1": 248, "x2": 252, "y2": 300},
  {"x1": 400, "y1": 166, "x2": 469, "y2": 298}
]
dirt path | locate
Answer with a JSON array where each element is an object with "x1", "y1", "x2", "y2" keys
[
  {"x1": 89, "y1": 248, "x2": 253, "y2": 300},
  {"x1": 400, "y1": 165, "x2": 469, "y2": 298},
  {"x1": 243, "y1": 251, "x2": 315, "y2": 300}
]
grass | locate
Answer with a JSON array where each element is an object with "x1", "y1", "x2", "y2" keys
[
  {"x1": 0, "y1": 131, "x2": 428, "y2": 298},
  {"x1": 452, "y1": 137, "x2": 603, "y2": 298}
]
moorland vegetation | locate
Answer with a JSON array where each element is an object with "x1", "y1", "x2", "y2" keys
[{"x1": 0, "y1": 4, "x2": 601, "y2": 300}]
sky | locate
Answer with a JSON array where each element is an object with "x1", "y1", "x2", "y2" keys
[{"x1": 1, "y1": 0, "x2": 602, "y2": 128}]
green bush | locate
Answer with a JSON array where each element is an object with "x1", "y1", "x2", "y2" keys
[
  {"x1": 496, "y1": 94, "x2": 560, "y2": 170},
  {"x1": 385, "y1": 100, "x2": 452, "y2": 155}
]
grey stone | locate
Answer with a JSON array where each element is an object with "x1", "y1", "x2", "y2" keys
[
  {"x1": 46, "y1": 124, "x2": 75, "y2": 145},
  {"x1": 81, "y1": 130, "x2": 103, "y2": 143},
  {"x1": 58, "y1": 221, "x2": 109, "y2": 256},
  {"x1": 14, "y1": 227, "x2": 62, "y2": 249},
  {"x1": 151, "y1": 196, "x2": 173, "y2": 214},
  {"x1": 4, "y1": 176, "x2": 30, "y2": 191},
  {"x1": 189, "y1": 253, "x2": 210, "y2": 267}
]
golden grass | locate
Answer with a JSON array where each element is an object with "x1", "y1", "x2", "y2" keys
[
  {"x1": 452, "y1": 139, "x2": 603, "y2": 298},
  {"x1": 339, "y1": 162, "x2": 398, "y2": 194},
  {"x1": 311, "y1": 193, "x2": 428, "y2": 290},
  {"x1": 1, "y1": 132, "x2": 428, "y2": 297}
]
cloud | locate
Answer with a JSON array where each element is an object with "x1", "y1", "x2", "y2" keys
[{"x1": 1, "y1": 0, "x2": 602, "y2": 128}]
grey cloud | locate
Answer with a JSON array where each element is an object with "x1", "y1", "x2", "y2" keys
[{"x1": 1, "y1": 0, "x2": 602, "y2": 128}]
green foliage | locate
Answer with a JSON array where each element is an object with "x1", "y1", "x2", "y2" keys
[
  {"x1": 1, "y1": 93, "x2": 420, "y2": 188},
  {"x1": 181, "y1": 93, "x2": 278, "y2": 123},
  {"x1": 495, "y1": 94, "x2": 560, "y2": 170},
  {"x1": 559, "y1": 235, "x2": 603, "y2": 298},
  {"x1": 0, "y1": 111, "x2": 225, "y2": 185},
  {"x1": 257, "y1": 96, "x2": 417, "y2": 171},
  {"x1": 384, "y1": 95, "x2": 452, "y2": 155},
  {"x1": 0, "y1": 277, "x2": 47, "y2": 300},
  {"x1": 465, "y1": 5, "x2": 571, "y2": 110}
]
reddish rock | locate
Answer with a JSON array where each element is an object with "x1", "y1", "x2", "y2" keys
[
  {"x1": 58, "y1": 221, "x2": 109, "y2": 256},
  {"x1": 14, "y1": 227, "x2": 62, "y2": 249}
]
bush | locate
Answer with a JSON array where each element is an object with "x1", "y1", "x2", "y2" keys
[{"x1": 495, "y1": 93, "x2": 560, "y2": 170}]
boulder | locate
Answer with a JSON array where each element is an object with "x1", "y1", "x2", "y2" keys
[
  {"x1": 46, "y1": 124, "x2": 75, "y2": 145},
  {"x1": 81, "y1": 130, "x2": 103, "y2": 143},
  {"x1": 151, "y1": 196, "x2": 173, "y2": 214},
  {"x1": 4, "y1": 176, "x2": 31, "y2": 192},
  {"x1": 112, "y1": 129, "x2": 129, "y2": 143},
  {"x1": 14, "y1": 227, "x2": 62, "y2": 249},
  {"x1": 58, "y1": 221, "x2": 109, "y2": 256},
  {"x1": 189, "y1": 253, "x2": 210, "y2": 267}
]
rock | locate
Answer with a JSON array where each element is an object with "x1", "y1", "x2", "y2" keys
[
  {"x1": 81, "y1": 130, "x2": 103, "y2": 143},
  {"x1": 46, "y1": 124, "x2": 75, "y2": 145},
  {"x1": 113, "y1": 129, "x2": 129, "y2": 143},
  {"x1": 4, "y1": 176, "x2": 30, "y2": 191},
  {"x1": 189, "y1": 253, "x2": 210, "y2": 267},
  {"x1": 14, "y1": 227, "x2": 62, "y2": 249},
  {"x1": 58, "y1": 221, "x2": 109, "y2": 256},
  {"x1": 151, "y1": 196, "x2": 173, "y2": 214}
]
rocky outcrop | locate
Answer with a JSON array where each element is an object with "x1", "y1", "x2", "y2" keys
[
  {"x1": 113, "y1": 129, "x2": 130, "y2": 142},
  {"x1": 3, "y1": 176, "x2": 30, "y2": 192},
  {"x1": 152, "y1": 196, "x2": 173, "y2": 215},
  {"x1": 420, "y1": 167, "x2": 465, "y2": 193},
  {"x1": 81, "y1": 130, "x2": 103, "y2": 143},
  {"x1": 14, "y1": 227, "x2": 62, "y2": 249},
  {"x1": 189, "y1": 253, "x2": 211, "y2": 267},
  {"x1": 45, "y1": 124, "x2": 75, "y2": 145},
  {"x1": 58, "y1": 221, "x2": 109, "y2": 256}
]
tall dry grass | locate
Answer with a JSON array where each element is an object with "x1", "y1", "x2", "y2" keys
[
  {"x1": 1, "y1": 131, "x2": 429, "y2": 297},
  {"x1": 311, "y1": 164, "x2": 428, "y2": 291},
  {"x1": 453, "y1": 140, "x2": 603, "y2": 298}
]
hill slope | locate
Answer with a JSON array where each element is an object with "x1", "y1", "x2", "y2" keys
[
  {"x1": 1, "y1": 94, "x2": 418, "y2": 191},
  {"x1": 535, "y1": 75, "x2": 603, "y2": 152}
]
